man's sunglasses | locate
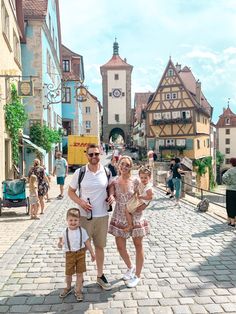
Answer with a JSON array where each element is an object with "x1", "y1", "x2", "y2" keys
[{"x1": 88, "y1": 153, "x2": 100, "y2": 157}]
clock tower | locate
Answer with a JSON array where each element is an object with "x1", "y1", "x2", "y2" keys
[{"x1": 100, "y1": 40, "x2": 133, "y2": 144}]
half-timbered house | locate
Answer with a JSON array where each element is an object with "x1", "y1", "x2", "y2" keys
[{"x1": 146, "y1": 59, "x2": 212, "y2": 161}]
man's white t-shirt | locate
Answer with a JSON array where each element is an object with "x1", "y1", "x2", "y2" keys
[
  {"x1": 69, "y1": 164, "x2": 109, "y2": 217},
  {"x1": 62, "y1": 227, "x2": 89, "y2": 252}
]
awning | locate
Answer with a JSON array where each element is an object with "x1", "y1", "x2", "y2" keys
[{"x1": 23, "y1": 138, "x2": 46, "y2": 156}]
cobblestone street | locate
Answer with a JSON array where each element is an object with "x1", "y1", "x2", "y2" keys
[{"x1": 1, "y1": 168, "x2": 236, "y2": 313}]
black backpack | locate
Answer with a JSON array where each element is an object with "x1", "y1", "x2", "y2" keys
[{"x1": 78, "y1": 165, "x2": 111, "y2": 197}]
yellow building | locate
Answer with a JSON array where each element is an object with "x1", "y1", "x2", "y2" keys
[
  {"x1": 146, "y1": 59, "x2": 212, "y2": 161},
  {"x1": 0, "y1": 0, "x2": 24, "y2": 184},
  {"x1": 81, "y1": 89, "x2": 101, "y2": 139}
]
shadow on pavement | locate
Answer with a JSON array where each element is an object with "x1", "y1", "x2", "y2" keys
[
  {"x1": 192, "y1": 223, "x2": 232, "y2": 238},
  {"x1": 0, "y1": 279, "x2": 127, "y2": 313}
]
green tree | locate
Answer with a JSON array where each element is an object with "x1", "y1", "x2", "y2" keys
[
  {"x1": 4, "y1": 84, "x2": 28, "y2": 165},
  {"x1": 30, "y1": 123, "x2": 62, "y2": 153},
  {"x1": 216, "y1": 150, "x2": 224, "y2": 166}
]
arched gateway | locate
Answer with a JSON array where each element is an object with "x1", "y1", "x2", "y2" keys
[{"x1": 100, "y1": 40, "x2": 133, "y2": 145}]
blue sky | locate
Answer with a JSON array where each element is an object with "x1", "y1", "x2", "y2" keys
[{"x1": 59, "y1": 0, "x2": 236, "y2": 123}]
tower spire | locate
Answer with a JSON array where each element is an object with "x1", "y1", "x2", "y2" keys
[{"x1": 113, "y1": 38, "x2": 119, "y2": 56}]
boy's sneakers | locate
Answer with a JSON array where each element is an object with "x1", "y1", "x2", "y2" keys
[
  {"x1": 97, "y1": 274, "x2": 112, "y2": 290},
  {"x1": 166, "y1": 192, "x2": 170, "y2": 195},
  {"x1": 126, "y1": 275, "x2": 140, "y2": 288},
  {"x1": 122, "y1": 266, "x2": 135, "y2": 281},
  {"x1": 57, "y1": 194, "x2": 64, "y2": 199},
  {"x1": 169, "y1": 195, "x2": 174, "y2": 199}
]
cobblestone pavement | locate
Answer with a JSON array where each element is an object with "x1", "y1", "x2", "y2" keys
[{"x1": 1, "y1": 162, "x2": 236, "y2": 313}]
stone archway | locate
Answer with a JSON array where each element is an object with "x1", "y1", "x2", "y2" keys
[{"x1": 109, "y1": 127, "x2": 125, "y2": 144}]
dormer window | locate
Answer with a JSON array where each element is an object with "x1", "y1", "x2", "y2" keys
[{"x1": 225, "y1": 118, "x2": 230, "y2": 125}]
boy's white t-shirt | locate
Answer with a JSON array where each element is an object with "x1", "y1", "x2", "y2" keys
[
  {"x1": 62, "y1": 227, "x2": 89, "y2": 252},
  {"x1": 69, "y1": 165, "x2": 109, "y2": 217}
]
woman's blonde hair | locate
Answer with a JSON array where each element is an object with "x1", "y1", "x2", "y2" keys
[
  {"x1": 29, "y1": 174, "x2": 37, "y2": 189},
  {"x1": 117, "y1": 155, "x2": 133, "y2": 176}
]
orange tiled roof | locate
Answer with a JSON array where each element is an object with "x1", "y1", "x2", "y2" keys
[
  {"x1": 216, "y1": 107, "x2": 236, "y2": 127},
  {"x1": 178, "y1": 66, "x2": 212, "y2": 117},
  {"x1": 101, "y1": 55, "x2": 132, "y2": 68},
  {"x1": 22, "y1": 0, "x2": 48, "y2": 18}
]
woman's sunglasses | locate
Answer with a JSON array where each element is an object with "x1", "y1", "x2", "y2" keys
[{"x1": 88, "y1": 153, "x2": 100, "y2": 157}]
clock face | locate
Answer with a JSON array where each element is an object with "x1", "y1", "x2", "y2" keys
[{"x1": 112, "y1": 88, "x2": 122, "y2": 98}]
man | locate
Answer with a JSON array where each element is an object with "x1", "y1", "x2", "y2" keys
[
  {"x1": 53, "y1": 151, "x2": 68, "y2": 199},
  {"x1": 68, "y1": 143, "x2": 114, "y2": 290}
]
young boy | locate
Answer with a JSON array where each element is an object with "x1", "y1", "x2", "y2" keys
[{"x1": 58, "y1": 208, "x2": 95, "y2": 302}]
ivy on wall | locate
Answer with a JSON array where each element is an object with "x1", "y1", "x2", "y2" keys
[
  {"x1": 30, "y1": 123, "x2": 62, "y2": 153},
  {"x1": 194, "y1": 156, "x2": 215, "y2": 190},
  {"x1": 4, "y1": 84, "x2": 28, "y2": 165}
]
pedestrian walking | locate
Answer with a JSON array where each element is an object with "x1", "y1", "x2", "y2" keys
[
  {"x1": 108, "y1": 156, "x2": 150, "y2": 288},
  {"x1": 68, "y1": 143, "x2": 114, "y2": 290},
  {"x1": 28, "y1": 159, "x2": 49, "y2": 215},
  {"x1": 105, "y1": 143, "x2": 109, "y2": 155},
  {"x1": 166, "y1": 158, "x2": 175, "y2": 199},
  {"x1": 28, "y1": 174, "x2": 39, "y2": 219},
  {"x1": 147, "y1": 148, "x2": 154, "y2": 168},
  {"x1": 43, "y1": 165, "x2": 51, "y2": 202},
  {"x1": 107, "y1": 155, "x2": 118, "y2": 179},
  {"x1": 113, "y1": 146, "x2": 120, "y2": 162},
  {"x1": 53, "y1": 151, "x2": 68, "y2": 199},
  {"x1": 58, "y1": 208, "x2": 95, "y2": 302},
  {"x1": 172, "y1": 157, "x2": 185, "y2": 208},
  {"x1": 222, "y1": 157, "x2": 236, "y2": 227},
  {"x1": 124, "y1": 166, "x2": 153, "y2": 232}
]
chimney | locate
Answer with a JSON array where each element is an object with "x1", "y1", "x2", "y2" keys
[
  {"x1": 175, "y1": 63, "x2": 181, "y2": 72},
  {"x1": 124, "y1": 58, "x2": 127, "y2": 63},
  {"x1": 196, "y1": 80, "x2": 201, "y2": 105},
  {"x1": 223, "y1": 107, "x2": 226, "y2": 113}
]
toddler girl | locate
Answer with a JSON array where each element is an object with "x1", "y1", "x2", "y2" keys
[
  {"x1": 125, "y1": 167, "x2": 153, "y2": 231},
  {"x1": 29, "y1": 174, "x2": 39, "y2": 219}
]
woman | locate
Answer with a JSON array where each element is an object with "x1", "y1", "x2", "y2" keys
[
  {"x1": 172, "y1": 157, "x2": 183, "y2": 208},
  {"x1": 28, "y1": 159, "x2": 49, "y2": 214},
  {"x1": 108, "y1": 156, "x2": 149, "y2": 288},
  {"x1": 222, "y1": 157, "x2": 236, "y2": 226}
]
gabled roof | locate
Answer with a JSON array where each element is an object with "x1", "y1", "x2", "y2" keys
[
  {"x1": 216, "y1": 106, "x2": 236, "y2": 127},
  {"x1": 146, "y1": 58, "x2": 212, "y2": 117},
  {"x1": 22, "y1": 0, "x2": 48, "y2": 18},
  {"x1": 178, "y1": 67, "x2": 212, "y2": 117},
  {"x1": 61, "y1": 44, "x2": 82, "y2": 58},
  {"x1": 62, "y1": 44, "x2": 84, "y2": 81}
]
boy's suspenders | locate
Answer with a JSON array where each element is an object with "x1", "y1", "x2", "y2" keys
[{"x1": 66, "y1": 227, "x2": 82, "y2": 252}]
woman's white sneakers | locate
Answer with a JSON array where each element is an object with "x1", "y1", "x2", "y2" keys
[
  {"x1": 122, "y1": 266, "x2": 135, "y2": 281},
  {"x1": 127, "y1": 275, "x2": 140, "y2": 288}
]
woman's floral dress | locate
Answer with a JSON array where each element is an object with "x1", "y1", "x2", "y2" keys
[
  {"x1": 108, "y1": 177, "x2": 149, "y2": 239},
  {"x1": 28, "y1": 166, "x2": 48, "y2": 197}
]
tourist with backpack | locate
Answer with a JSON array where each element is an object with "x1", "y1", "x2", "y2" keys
[{"x1": 68, "y1": 143, "x2": 114, "y2": 290}]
